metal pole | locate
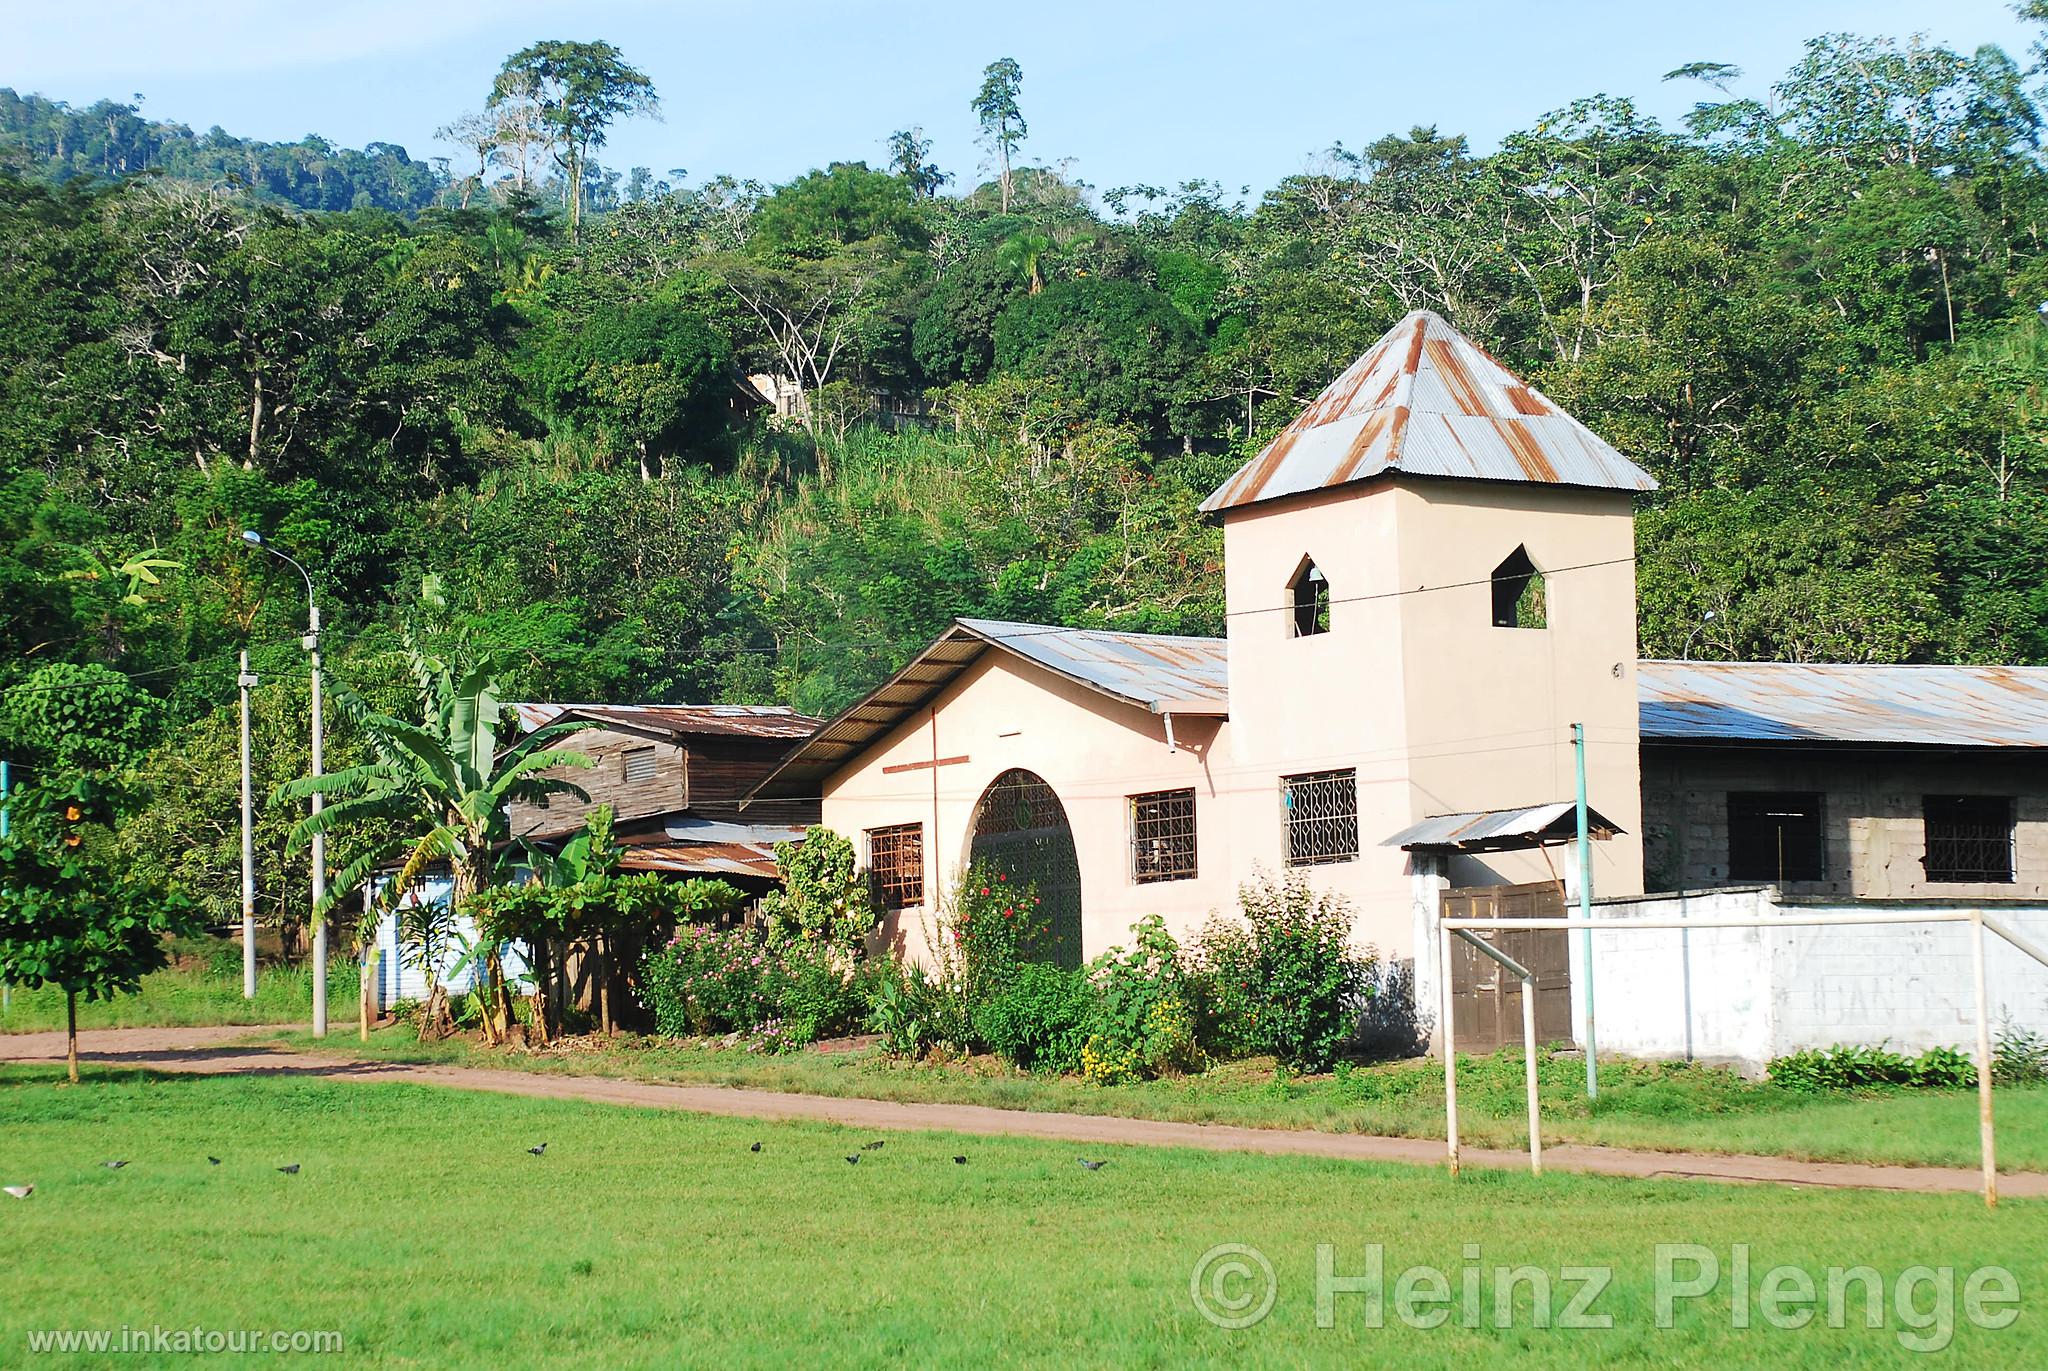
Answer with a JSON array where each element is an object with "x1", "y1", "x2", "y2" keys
[
  {"x1": 1573, "y1": 722, "x2": 1596, "y2": 1099},
  {"x1": 308, "y1": 600, "x2": 326, "y2": 1038},
  {"x1": 1970, "y1": 910, "x2": 1997, "y2": 1210},
  {"x1": 1522, "y1": 968, "x2": 1542, "y2": 1176},
  {"x1": 1440, "y1": 918, "x2": 1459, "y2": 1177},
  {"x1": 239, "y1": 652, "x2": 258, "y2": 999}
]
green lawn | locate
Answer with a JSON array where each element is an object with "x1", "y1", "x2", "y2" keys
[
  {"x1": 0, "y1": 964, "x2": 352, "y2": 1034},
  {"x1": 261, "y1": 1025, "x2": 2048, "y2": 1173},
  {"x1": 0, "y1": 1067, "x2": 2040, "y2": 1368}
]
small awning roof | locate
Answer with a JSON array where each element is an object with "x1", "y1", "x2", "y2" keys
[{"x1": 1384, "y1": 802, "x2": 1622, "y2": 854}]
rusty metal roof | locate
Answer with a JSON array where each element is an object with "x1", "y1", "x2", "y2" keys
[
  {"x1": 1639, "y1": 661, "x2": 2048, "y2": 749},
  {"x1": 512, "y1": 702, "x2": 820, "y2": 741},
  {"x1": 745, "y1": 619, "x2": 1229, "y2": 801},
  {"x1": 1202, "y1": 310, "x2": 1658, "y2": 513},
  {"x1": 1385, "y1": 802, "x2": 1624, "y2": 853},
  {"x1": 609, "y1": 816, "x2": 806, "y2": 881}
]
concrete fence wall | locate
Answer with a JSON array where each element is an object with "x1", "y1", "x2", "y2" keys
[{"x1": 1572, "y1": 887, "x2": 2048, "y2": 1073}]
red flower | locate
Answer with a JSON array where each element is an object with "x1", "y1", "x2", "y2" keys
[
  {"x1": 997, "y1": 873, "x2": 1007, "y2": 883},
  {"x1": 1004, "y1": 909, "x2": 1014, "y2": 920},
  {"x1": 980, "y1": 887, "x2": 990, "y2": 896}
]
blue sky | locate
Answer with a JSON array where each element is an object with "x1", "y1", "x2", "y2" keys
[{"x1": 12, "y1": 2, "x2": 2039, "y2": 201}]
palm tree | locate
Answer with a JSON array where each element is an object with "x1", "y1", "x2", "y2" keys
[
  {"x1": 281, "y1": 648, "x2": 594, "y2": 1044},
  {"x1": 996, "y1": 231, "x2": 1054, "y2": 295}
]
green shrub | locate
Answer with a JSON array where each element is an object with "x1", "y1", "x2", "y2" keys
[
  {"x1": 950, "y1": 865, "x2": 1049, "y2": 993},
  {"x1": 639, "y1": 925, "x2": 866, "y2": 1046},
  {"x1": 1994, "y1": 1013, "x2": 2048, "y2": 1085},
  {"x1": 971, "y1": 962, "x2": 1093, "y2": 1073},
  {"x1": 1767, "y1": 1042, "x2": 1978, "y2": 1092},
  {"x1": 1193, "y1": 870, "x2": 1376, "y2": 1072},
  {"x1": 1080, "y1": 914, "x2": 1201, "y2": 1084}
]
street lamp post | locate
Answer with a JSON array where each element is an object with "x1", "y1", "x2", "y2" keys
[
  {"x1": 239, "y1": 650, "x2": 258, "y2": 999},
  {"x1": 242, "y1": 531, "x2": 327, "y2": 1038}
]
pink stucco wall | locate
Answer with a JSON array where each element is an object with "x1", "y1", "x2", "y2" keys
[{"x1": 821, "y1": 473, "x2": 1647, "y2": 971}]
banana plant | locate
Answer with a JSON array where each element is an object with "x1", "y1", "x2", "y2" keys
[{"x1": 280, "y1": 647, "x2": 595, "y2": 1045}]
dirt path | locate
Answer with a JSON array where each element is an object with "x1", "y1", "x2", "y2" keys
[{"x1": 3, "y1": 1026, "x2": 2037, "y2": 1198}]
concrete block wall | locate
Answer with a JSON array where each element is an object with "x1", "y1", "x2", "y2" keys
[
  {"x1": 1580, "y1": 887, "x2": 2048, "y2": 1073},
  {"x1": 1640, "y1": 747, "x2": 2048, "y2": 900}
]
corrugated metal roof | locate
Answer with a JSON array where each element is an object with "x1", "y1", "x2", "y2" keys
[
  {"x1": 1385, "y1": 802, "x2": 1624, "y2": 852},
  {"x1": 745, "y1": 619, "x2": 1229, "y2": 801},
  {"x1": 1201, "y1": 310, "x2": 1658, "y2": 513},
  {"x1": 512, "y1": 702, "x2": 820, "y2": 740},
  {"x1": 616, "y1": 841, "x2": 783, "y2": 880},
  {"x1": 1640, "y1": 660, "x2": 2048, "y2": 749}
]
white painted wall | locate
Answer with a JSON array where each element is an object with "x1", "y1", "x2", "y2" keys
[
  {"x1": 365, "y1": 876, "x2": 531, "y2": 1012},
  {"x1": 1575, "y1": 889, "x2": 2048, "y2": 1073}
]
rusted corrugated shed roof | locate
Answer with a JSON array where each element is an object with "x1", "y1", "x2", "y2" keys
[
  {"x1": 1201, "y1": 310, "x2": 1657, "y2": 513},
  {"x1": 1385, "y1": 802, "x2": 1623, "y2": 853},
  {"x1": 1639, "y1": 661, "x2": 2048, "y2": 749},
  {"x1": 745, "y1": 619, "x2": 1229, "y2": 801},
  {"x1": 512, "y1": 702, "x2": 820, "y2": 740},
  {"x1": 616, "y1": 842, "x2": 783, "y2": 880}
]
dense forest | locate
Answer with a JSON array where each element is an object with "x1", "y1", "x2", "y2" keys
[{"x1": 4, "y1": 29, "x2": 2048, "y2": 930}]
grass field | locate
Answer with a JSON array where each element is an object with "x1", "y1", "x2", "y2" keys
[
  {"x1": 263, "y1": 1026, "x2": 2048, "y2": 1173},
  {"x1": 0, "y1": 964, "x2": 355, "y2": 1034},
  {"x1": 0, "y1": 1067, "x2": 2041, "y2": 1368}
]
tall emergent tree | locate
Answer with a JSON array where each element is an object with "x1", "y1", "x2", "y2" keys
[
  {"x1": 972, "y1": 58, "x2": 1026, "y2": 213},
  {"x1": 490, "y1": 40, "x2": 659, "y2": 238},
  {"x1": 281, "y1": 635, "x2": 595, "y2": 1044}
]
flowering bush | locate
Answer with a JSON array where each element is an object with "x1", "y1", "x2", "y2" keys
[
  {"x1": 949, "y1": 865, "x2": 1048, "y2": 994},
  {"x1": 1079, "y1": 915, "x2": 1202, "y2": 1083},
  {"x1": 639, "y1": 924, "x2": 867, "y2": 1045},
  {"x1": 1193, "y1": 869, "x2": 1376, "y2": 1072}
]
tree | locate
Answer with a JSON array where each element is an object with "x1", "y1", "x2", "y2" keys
[
  {"x1": 490, "y1": 41, "x2": 659, "y2": 239},
  {"x1": 0, "y1": 776, "x2": 197, "y2": 1081},
  {"x1": 887, "y1": 127, "x2": 948, "y2": 198},
  {"x1": 280, "y1": 640, "x2": 596, "y2": 1045},
  {"x1": 972, "y1": 58, "x2": 1027, "y2": 213},
  {"x1": 993, "y1": 277, "x2": 1204, "y2": 433},
  {"x1": 532, "y1": 300, "x2": 736, "y2": 479},
  {"x1": 435, "y1": 110, "x2": 500, "y2": 209}
]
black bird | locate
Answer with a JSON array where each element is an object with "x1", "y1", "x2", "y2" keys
[
  {"x1": 102, "y1": 1160, "x2": 128, "y2": 1170},
  {"x1": 844, "y1": 1154, "x2": 861, "y2": 1165},
  {"x1": 952, "y1": 1156, "x2": 967, "y2": 1165},
  {"x1": 527, "y1": 1144, "x2": 547, "y2": 1156},
  {"x1": 207, "y1": 1157, "x2": 221, "y2": 1166},
  {"x1": 861, "y1": 1141, "x2": 885, "y2": 1151},
  {"x1": 749, "y1": 1142, "x2": 761, "y2": 1153},
  {"x1": 1077, "y1": 1159, "x2": 1108, "y2": 1171},
  {"x1": 277, "y1": 1164, "x2": 300, "y2": 1175}
]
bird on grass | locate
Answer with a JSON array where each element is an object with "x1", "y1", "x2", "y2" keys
[
  {"x1": 3, "y1": 1185, "x2": 31, "y2": 1200},
  {"x1": 952, "y1": 1156, "x2": 967, "y2": 1165},
  {"x1": 101, "y1": 1160, "x2": 128, "y2": 1170},
  {"x1": 749, "y1": 1142, "x2": 761, "y2": 1153},
  {"x1": 1077, "y1": 1159, "x2": 1108, "y2": 1171},
  {"x1": 276, "y1": 1164, "x2": 300, "y2": 1175},
  {"x1": 207, "y1": 1157, "x2": 221, "y2": 1167},
  {"x1": 861, "y1": 1141, "x2": 885, "y2": 1151},
  {"x1": 527, "y1": 1144, "x2": 547, "y2": 1156},
  {"x1": 844, "y1": 1154, "x2": 861, "y2": 1165}
]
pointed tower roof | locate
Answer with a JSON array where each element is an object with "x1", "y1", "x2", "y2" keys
[{"x1": 1201, "y1": 309, "x2": 1657, "y2": 513}]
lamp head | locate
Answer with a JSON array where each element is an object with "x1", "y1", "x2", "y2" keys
[{"x1": 240, "y1": 530, "x2": 263, "y2": 546}]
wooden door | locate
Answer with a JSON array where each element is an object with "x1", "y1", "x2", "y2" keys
[{"x1": 1442, "y1": 882, "x2": 1572, "y2": 1052}]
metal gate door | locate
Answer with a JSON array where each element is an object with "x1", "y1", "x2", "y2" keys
[{"x1": 1442, "y1": 882, "x2": 1572, "y2": 1052}]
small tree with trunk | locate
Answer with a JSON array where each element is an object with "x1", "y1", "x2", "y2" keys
[
  {"x1": 0, "y1": 777, "x2": 197, "y2": 1081},
  {"x1": 972, "y1": 58, "x2": 1027, "y2": 213}
]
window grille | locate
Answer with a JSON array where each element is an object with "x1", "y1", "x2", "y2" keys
[
  {"x1": 1923, "y1": 796, "x2": 2015, "y2": 884},
  {"x1": 1727, "y1": 792, "x2": 1825, "y2": 882},
  {"x1": 1281, "y1": 769, "x2": 1358, "y2": 866},
  {"x1": 1290, "y1": 560, "x2": 1330, "y2": 637},
  {"x1": 867, "y1": 823, "x2": 924, "y2": 910},
  {"x1": 622, "y1": 747, "x2": 658, "y2": 783},
  {"x1": 1131, "y1": 788, "x2": 1197, "y2": 883}
]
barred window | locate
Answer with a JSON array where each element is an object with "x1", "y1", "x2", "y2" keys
[
  {"x1": 1281, "y1": 769, "x2": 1358, "y2": 866},
  {"x1": 1727, "y1": 792, "x2": 1824, "y2": 882},
  {"x1": 1923, "y1": 796, "x2": 2015, "y2": 884},
  {"x1": 1131, "y1": 788, "x2": 1197, "y2": 884},
  {"x1": 866, "y1": 823, "x2": 925, "y2": 910},
  {"x1": 622, "y1": 747, "x2": 658, "y2": 783}
]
